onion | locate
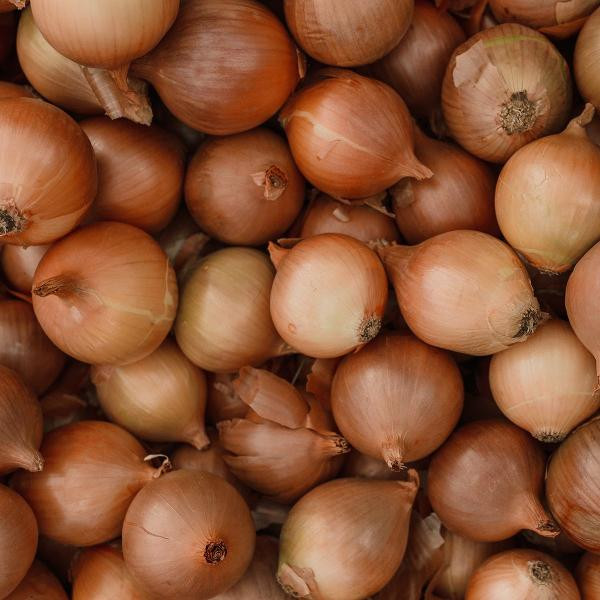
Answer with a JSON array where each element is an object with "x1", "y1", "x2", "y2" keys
[
  {"x1": 428, "y1": 419, "x2": 559, "y2": 541},
  {"x1": 490, "y1": 319, "x2": 600, "y2": 442},
  {"x1": 92, "y1": 339, "x2": 208, "y2": 448},
  {"x1": 546, "y1": 416, "x2": 600, "y2": 552},
  {"x1": 5, "y1": 560, "x2": 67, "y2": 600},
  {"x1": 576, "y1": 553, "x2": 600, "y2": 599},
  {"x1": 465, "y1": 549, "x2": 580, "y2": 599},
  {"x1": 207, "y1": 373, "x2": 247, "y2": 424},
  {"x1": 131, "y1": 0, "x2": 301, "y2": 135},
  {"x1": 280, "y1": 69, "x2": 432, "y2": 199},
  {"x1": 81, "y1": 117, "x2": 185, "y2": 233},
  {"x1": 392, "y1": 129, "x2": 498, "y2": 244},
  {"x1": 575, "y1": 7, "x2": 600, "y2": 109},
  {"x1": 277, "y1": 472, "x2": 419, "y2": 600},
  {"x1": 40, "y1": 392, "x2": 95, "y2": 433},
  {"x1": 1, "y1": 244, "x2": 49, "y2": 294},
  {"x1": 11, "y1": 420, "x2": 169, "y2": 546},
  {"x1": 0, "y1": 484, "x2": 38, "y2": 598},
  {"x1": 32, "y1": 222, "x2": 178, "y2": 366},
  {"x1": 175, "y1": 247, "x2": 287, "y2": 372},
  {"x1": 123, "y1": 470, "x2": 256, "y2": 600},
  {"x1": 284, "y1": 0, "x2": 413, "y2": 67},
  {"x1": 0, "y1": 81, "x2": 32, "y2": 99},
  {"x1": 442, "y1": 23, "x2": 572, "y2": 163},
  {"x1": 0, "y1": 98, "x2": 97, "y2": 245},
  {"x1": 269, "y1": 234, "x2": 388, "y2": 358},
  {"x1": 331, "y1": 332, "x2": 463, "y2": 470},
  {"x1": 0, "y1": 300, "x2": 65, "y2": 395},
  {"x1": 184, "y1": 128, "x2": 305, "y2": 245},
  {"x1": 379, "y1": 230, "x2": 544, "y2": 355}
]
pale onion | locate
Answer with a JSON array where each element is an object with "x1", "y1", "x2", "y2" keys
[
  {"x1": 92, "y1": 339, "x2": 209, "y2": 448},
  {"x1": 270, "y1": 234, "x2": 388, "y2": 358},
  {"x1": 206, "y1": 373, "x2": 247, "y2": 424},
  {"x1": 428, "y1": 419, "x2": 559, "y2": 541},
  {"x1": 184, "y1": 128, "x2": 305, "y2": 245},
  {"x1": 0, "y1": 81, "x2": 32, "y2": 99},
  {"x1": 378, "y1": 230, "x2": 544, "y2": 355},
  {"x1": 575, "y1": 7, "x2": 600, "y2": 108},
  {"x1": 175, "y1": 247, "x2": 287, "y2": 373},
  {"x1": 331, "y1": 332, "x2": 464, "y2": 470},
  {"x1": 489, "y1": 319, "x2": 600, "y2": 441},
  {"x1": 576, "y1": 553, "x2": 600, "y2": 599},
  {"x1": 123, "y1": 470, "x2": 256, "y2": 600},
  {"x1": 5, "y1": 561, "x2": 67, "y2": 600},
  {"x1": 0, "y1": 98, "x2": 97, "y2": 245},
  {"x1": 277, "y1": 472, "x2": 419, "y2": 600},
  {"x1": 0, "y1": 244, "x2": 49, "y2": 294},
  {"x1": 11, "y1": 420, "x2": 168, "y2": 546},
  {"x1": 442, "y1": 23, "x2": 572, "y2": 163},
  {"x1": 280, "y1": 69, "x2": 432, "y2": 199},
  {"x1": 81, "y1": 117, "x2": 185, "y2": 233},
  {"x1": 32, "y1": 222, "x2": 178, "y2": 366}
]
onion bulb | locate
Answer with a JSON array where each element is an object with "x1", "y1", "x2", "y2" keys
[
  {"x1": 442, "y1": 23, "x2": 572, "y2": 163},
  {"x1": 5, "y1": 561, "x2": 67, "y2": 600},
  {"x1": 0, "y1": 244, "x2": 49, "y2": 294},
  {"x1": 428, "y1": 419, "x2": 559, "y2": 541},
  {"x1": 575, "y1": 7, "x2": 600, "y2": 109},
  {"x1": 0, "y1": 81, "x2": 32, "y2": 100},
  {"x1": 379, "y1": 230, "x2": 544, "y2": 355},
  {"x1": 465, "y1": 549, "x2": 580, "y2": 599},
  {"x1": 576, "y1": 552, "x2": 600, "y2": 599},
  {"x1": 123, "y1": 470, "x2": 256, "y2": 600},
  {"x1": 92, "y1": 339, "x2": 209, "y2": 448},
  {"x1": 546, "y1": 416, "x2": 600, "y2": 552},
  {"x1": 277, "y1": 472, "x2": 419, "y2": 600},
  {"x1": 280, "y1": 69, "x2": 432, "y2": 199},
  {"x1": 490, "y1": 319, "x2": 600, "y2": 441},
  {"x1": 11, "y1": 420, "x2": 169, "y2": 546},
  {"x1": 184, "y1": 128, "x2": 304, "y2": 245},
  {"x1": 175, "y1": 247, "x2": 287, "y2": 372},
  {"x1": 0, "y1": 98, "x2": 97, "y2": 245},
  {"x1": 331, "y1": 332, "x2": 463, "y2": 470},
  {"x1": 270, "y1": 234, "x2": 388, "y2": 358},
  {"x1": 32, "y1": 222, "x2": 178, "y2": 366}
]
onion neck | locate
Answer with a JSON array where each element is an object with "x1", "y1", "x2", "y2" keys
[
  {"x1": 514, "y1": 307, "x2": 547, "y2": 339},
  {"x1": 183, "y1": 424, "x2": 210, "y2": 451},
  {"x1": 143, "y1": 454, "x2": 172, "y2": 479},
  {"x1": 499, "y1": 91, "x2": 537, "y2": 135},
  {"x1": 381, "y1": 441, "x2": 405, "y2": 472},
  {"x1": 520, "y1": 494, "x2": 560, "y2": 539},
  {"x1": 204, "y1": 540, "x2": 227, "y2": 564},
  {"x1": 32, "y1": 275, "x2": 83, "y2": 299},
  {"x1": 563, "y1": 103, "x2": 595, "y2": 139},
  {"x1": 319, "y1": 433, "x2": 350, "y2": 456},
  {"x1": 10, "y1": 447, "x2": 44, "y2": 473},
  {"x1": 251, "y1": 165, "x2": 288, "y2": 201},
  {"x1": 0, "y1": 201, "x2": 27, "y2": 237}
]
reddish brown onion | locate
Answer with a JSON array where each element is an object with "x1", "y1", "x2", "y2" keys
[
  {"x1": 5, "y1": 560, "x2": 67, "y2": 600},
  {"x1": 0, "y1": 244, "x2": 49, "y2": 294}
]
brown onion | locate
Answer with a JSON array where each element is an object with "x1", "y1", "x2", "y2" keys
[
  {"x1": 32, "y1": 222, "x2": 178, "y2": 366},
  {"x1": 185, "y1": 128, "x2": 304, "y2": 245},
  {"x1": 0, "y1": 98, "x2": 97, "y2": 245},
  {"x1": 40, "y1": 392, "x2": 95, "y2": 433},
  {"x1": 1, "y1": 244, "x2": 49, "y2": 294},
  {"x1": 465, "y1": 549, "x2": 580, "y2": 599},
  {"x1": 379, "y1": 230, "x2": 544, "y2": 355},
  {"x1": 0, "y1": 81, "x2": 32, "y2": 99},
  {"x1": 331, "y1": 332, "x2": 463, "y2": 470},
  {"x1": 392, "y1": 129, "x2": 498, "y2": 244},
  {"x1": 132, "y1": 0, "x2": 301, "y2": 135},
  {"x1": 442, "y1": 24, "x2": 572, "y2": 163},
  {"x1": 207, "y1": 373, "x2": 247, "y2": 424},
  {"x1": 575, "y1": 8, "x2": 600, "y2": 109},
  {"x1": 428, "y1": 420, "x2": 559, "y2": 541},
  {"x1": 490, "y1": 319, "x2": 600, "y2": 442},
  {"x1": 576, "y1": 552, "x2": 600, "y2": 599},
  {"x1": 12, "y1": 420, "x2": 168, "y2": 546},
  {"x1": 5, "y1": 560, "x2": 67, "y2": 600},
  {"x1": 123, "y1": 470, "x2": 256, "y2": 600},
  {"x1": 546, "y1": 417, "x2": 600, "y2": 552},
  {"x1": 81, "y1": 117, "x2": 184, "y2": 233},
  {"x1": 277, "y1": 472, "x2": 419, "y2": 600}
]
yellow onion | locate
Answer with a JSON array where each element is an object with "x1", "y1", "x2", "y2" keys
[
  {"x1": 206, "y1": 373, "x2": 247, "y2": 424},
  {"x1": 5, "y1": 560, "x2": 67, "y2": 600},
  {"x1": 331, "y1": 332, "x2": 463, "y2": 470},
  {"x1": 428, "y1": 420, "x2": 559, "y2": 541},
  {"x1": 442, "y1": 23, "x2": 572, "y2": 163},
  {"x1": 379, "y1": 230, "x2": 544, "y2": 355},
  {"x1": 1, "y1": 244, "x2": 49, "y2": 294},
  {"x1": 280, "y1": 69, "x2": 432, "y2": 199},
  {"x1": 92, "y1": 339, "x2": 209, "y2": 448},
  {"x1": 277, "y1": 472, "x2": 419, "y2": 600},
  {"x1": 575, "y1": 7, "x2": 600, "y2": 109},
  {"x1": 490, "y1": 319, "x2": 600, "y2": 441},
  {"x1": 270, "y1": 234, "x2": 388, "y2": 358},
  {"x1": 576, "y1": 552, "x2": 600, "y2": 599}
]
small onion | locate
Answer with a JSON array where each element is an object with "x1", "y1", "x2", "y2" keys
[
  {"x1": 0, "y1": 244, "x2": 49, "y2": 294},
  {"x1": 379, "y1": 230, "x2": 544, "y2": 356},
  {"x1": 5, "y1": 560, "x2": 67, "y2": 600},
  {"x1": 123, "y1": 470, "x2": 256, "y2": 600},
  {"x1": 0, "y1": 81, "x2": 32, "y2": 99},
  {"x1": 576, "y1": 552, "x2": 600, "y2": 599},
  {"x1": 575, "y1": 7, "x2": 600, "y2": 109},
  {"x1": 184, "y1": 128, "x2": 305, "y2": 246},
  {"x1": 32, "y1": 222, "x2": 178, "y2": 366},
  {"x1": 280, "y1": 69, "x2": 432, "y2": 199},
  {"x1": 442, "y1": 23, "x2": 572, "y2": 163},
  {"x1": 428, "y1": 420, "x2": 559, "y2": 542},
  {"x1": 277, "y1": 472, "x2": 419, "y2": 600}
]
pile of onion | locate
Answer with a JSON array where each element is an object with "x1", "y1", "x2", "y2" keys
[{"x1": 575, "y1": 7, "x2": 600, "y2": 109}]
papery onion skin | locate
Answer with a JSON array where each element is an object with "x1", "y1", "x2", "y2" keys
[
  {"x1": 32, "y1": 222, "x2": 178, "y2": 366},
  {"x1": 5, "y1": 560, "x2": 67, "y2": 600},
  {"x1": 0, "y1": 81, "x2": 33, "y2": 99},
  {"x1": 1, "y1": 244, "x2": 49, "y2": 294},
  {"x1": 270, "y1": 233, "x2": 388, "y2": 358},
  {"x1": 81, "y1": 117, "x2": 185, "y2": 233},
  {"x1": 123, "y1": 470, "x2": 256, "y2": 600},
  {"x1": 428, "y1": 419, "x2": 559, "y2": 542},
  {"x1": 0, "y1": 98, "x2": 97, "y2": 245},
  {"x1": 576, "y1": 552, "x2": 600, "y2": 599},
  {"x1": 185, "y1": 128, "x2": 305, "y2": 246},
  {"x1": 132, "y1": 0, "x2": 300, "y2": 135},
  {"x1": 442, "y1": 23, "x2": 572, "y2": 163},
  {"x1": 379, "y1": 230, "x2": 543, "y2": 356},
  {"x1": 575, "y1": 8, "x2": 600, "y2": 109},
  {"x1": 280, "y1": 69, "x2": 432, "y2": 199},
  {"x1": 206, "y1": 373, "x2": 247, "y2": 424}
]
